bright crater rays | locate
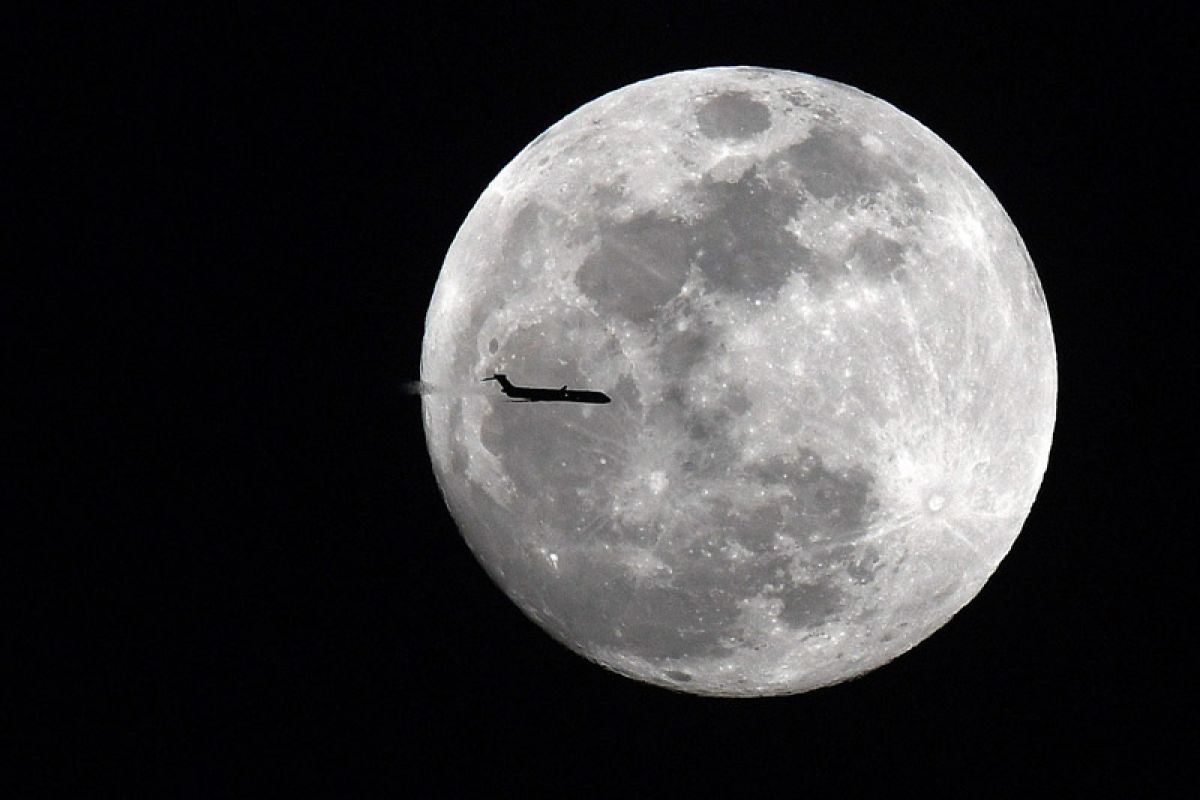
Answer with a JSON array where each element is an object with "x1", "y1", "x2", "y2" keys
[{"x1": 421, "y1": 67, "x2": 1056, "y2": 696}]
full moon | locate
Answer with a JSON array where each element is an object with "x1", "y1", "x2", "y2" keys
[{"x1": 421, "y1": 67, "x2": 1055, "y2": 696}]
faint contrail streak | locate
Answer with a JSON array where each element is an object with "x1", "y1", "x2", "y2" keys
[{"x1": 400, "y1": 380, "x2": 492, "y2": 397}]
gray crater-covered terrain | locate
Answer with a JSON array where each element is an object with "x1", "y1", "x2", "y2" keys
[{"x1": 422, "y1": 68, "x2": 1056, "y2": 694}]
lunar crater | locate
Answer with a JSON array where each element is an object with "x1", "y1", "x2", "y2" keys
[{"x1": 695, "y1": 91, "x2": 772, "y2": 140}]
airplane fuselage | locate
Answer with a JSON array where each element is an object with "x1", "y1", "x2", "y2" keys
[{"x1": 484, "y1": 374, "x2": 611, "y2": 404}]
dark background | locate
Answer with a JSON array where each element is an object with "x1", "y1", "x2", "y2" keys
[{"x1": 16, "y1": 4, "x2": 1191, "y2": 795}]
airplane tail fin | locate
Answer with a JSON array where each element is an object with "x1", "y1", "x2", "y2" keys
[{"x1": 482, "y1": 373, "x2": 513, "y2": 390}]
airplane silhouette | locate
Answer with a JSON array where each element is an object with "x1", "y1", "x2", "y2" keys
[{"x1": 482, "y1": 373, "x2": 612, "y2": 404}]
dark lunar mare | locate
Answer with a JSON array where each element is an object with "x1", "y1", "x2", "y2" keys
[
  {"x1": 461, "y1": 333, "x2": 883, "y2": 661},
  {"x1": 573, "y1": 120, "x2": 923, "y2": 326}
]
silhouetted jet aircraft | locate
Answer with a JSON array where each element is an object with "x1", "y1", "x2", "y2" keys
[{"x1": 483, "y1": 373, "x2": 611, "y2": 404}]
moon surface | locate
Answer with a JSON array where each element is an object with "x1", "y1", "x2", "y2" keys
[{"x1": 421, "y1": 67, "x2": 1055, "y2": 696}]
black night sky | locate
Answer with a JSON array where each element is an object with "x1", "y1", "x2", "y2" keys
[{"x1": 17, "y1": 5, "x2": 1191, "y2": 795}]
